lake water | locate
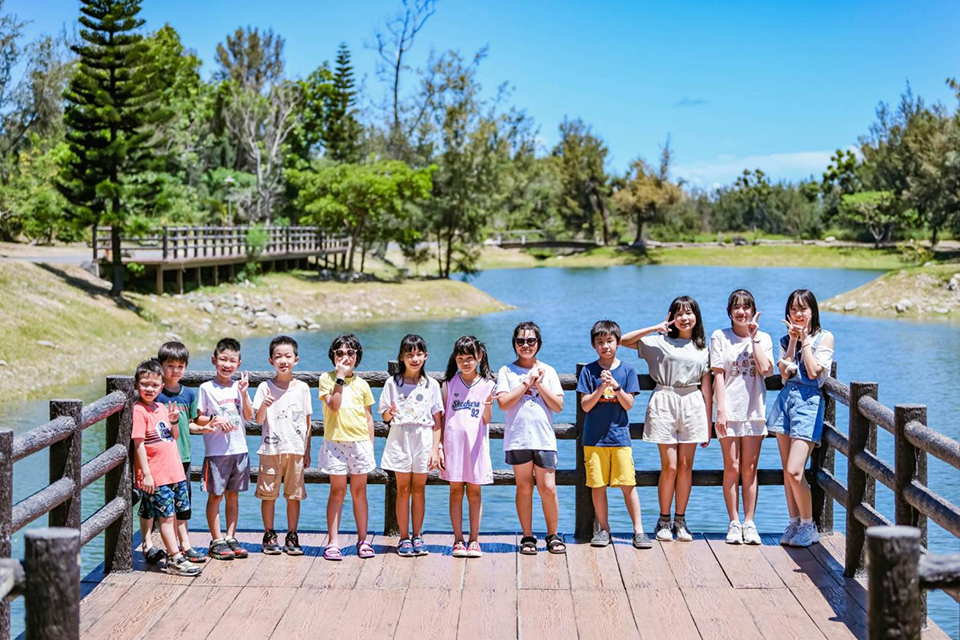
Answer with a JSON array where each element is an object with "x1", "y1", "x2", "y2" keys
[{"x1": 4, "y1": 265, "x2": 959, "y2": 637}]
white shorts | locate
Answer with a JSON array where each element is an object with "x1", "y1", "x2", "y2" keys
[
  {"x1": 719, "y1": 420, "x2": 768, "y2": 438},
  {"x1": 318, "y1": 439, "x2": 376, "y2": 476},
  {"x1": 381, "y1": 424, "x2": 433, "y2": 474},
  {"x1": 643, "y1": 385, "x2": 709, "y2": 444}
]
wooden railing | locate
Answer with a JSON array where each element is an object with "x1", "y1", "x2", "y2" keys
[
  {"x1": 2, "y1": 363, "x2": 959, "y2": 638},
  {"x1": 93, "y1": 226, "x2": 350, "y2": 262}
]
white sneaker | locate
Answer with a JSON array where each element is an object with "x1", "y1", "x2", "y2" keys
[
  {"x1": 725, "y1": 521, "x2": 743, "y2": 545},
  {"x1": 742, "y1": 521, "x2": 761, "y2": 545},
  {"x1": 654, "y1": 519, "x2": 673, "y2": 542},
  {"x1": 790, "y1": 522, "x2": 821, "y2": 548},
  {"x1": 780, "y1": 519, "x2": 800, "y2": 546},
  {"x1": 673, "y1": 520, "x2": 694, "y2": 542}
]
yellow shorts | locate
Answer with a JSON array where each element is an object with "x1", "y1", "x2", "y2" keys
[
  {"x1": 583, "y1": 446, "x2": 636, "y2": 488},
  {"x1": 255, "y1": 453, "x2": 306, "y2": 501}
]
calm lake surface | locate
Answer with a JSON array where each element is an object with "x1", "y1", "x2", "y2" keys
[{"x1": 4, "y1": 264, "x2": 959, "y2": 637}]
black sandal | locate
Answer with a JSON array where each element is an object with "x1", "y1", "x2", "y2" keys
[
  {"x1": 143, "y1": 546, "x2": 166, "y2": 565},
  {"x1": 519, "y1": 536, "x2": 538, "y2": 555},
  {"x1": 545, "y1": 534, "x2": 566, "y2": 555}
]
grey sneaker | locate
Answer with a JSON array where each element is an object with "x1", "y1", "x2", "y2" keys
[
  {"x1": 790, "y1": 522, "x2": 821, "y2": 548},
  {"x1": 632, "y1": 532, "x2": 653, "y2": 549},
  {"x1": 163, "y1": 554, "x2": 201, "y2": 577},
  {"x1": 780, "y1": 519, "x2": 801, "y2": 546},
  {"x1": 590, "y1": 529, "x2": 611, "y2": 547}
]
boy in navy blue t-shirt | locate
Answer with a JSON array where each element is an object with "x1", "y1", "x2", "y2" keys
[{"x1": 577, "y1": 320, "x2": 651, "y2": 549}]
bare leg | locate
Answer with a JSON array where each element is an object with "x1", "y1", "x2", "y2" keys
[
  {"x1": 157, "y1": 516, "x2": 181, "y2": 557},
  {"x1": 411, "y1": 473, "x2": 428, "y2": 537},
  {"x1": 675, "y1": 444, "x2": 698, "y2": 515},
  {"x1": 176, "y1": 519, "x2": 192, "y2": 551},
  {"x1": 513, "y1": 462, "x2": 535, "y2": 538},
  {"x1": 261, "y1": 499, "x2": 276, "y2": 531},
  {"x1": 206, "y1": 494, "x2": 224, "y2": 540},
  {"x1": 350, "y1": 474, "x2": 369, "y2": 541},
  {"x1": 785, "y1": 438, "x2": 816, "y2": 519},
  {"x1": 139, "y1": 516, "x2": 154, "y2": 551},
  {"x1": 449, "y1": 482, "x2": 465, "y2": 541},
  {"x1": 740, "y1": 436, "x2": 764, "y2": 522},
  {"x1": 534, "y1": 466, "x2": 559, "y2": 536},
  {"x1": 395, "y1": 473, "x2": 412, "y2": 539},
  {"x1": 657, "y1": 444, "x2": 678, "y2": 515},
  {"x1": 620, "y1": 485, "x2": 643, "y2": 533},
  {"x1": 591, "y1": 487, "x2": 610, "y2": 532},
  {"x1": 719, "y1": 437, "x2": 742, "y2": 521},
  {"x1": 466, "y1": 483, "x2": 483, "y2": 542},
  {"x1": 224, "y1": 491, "x2": 239, "y2": 538},
  {"x1": 776, "y1": 434, "x2": 799, "y2": 518},
  {"x1": 286, "y1": 498, "x2": 300, "y2": 532},
  {"x1": 327, "y1": 475, "x2": 347, "y2": 548}
]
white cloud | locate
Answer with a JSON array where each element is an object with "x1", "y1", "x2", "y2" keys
[{"x1": 673, "y1": 149, "x2": 851, "y2": 188}]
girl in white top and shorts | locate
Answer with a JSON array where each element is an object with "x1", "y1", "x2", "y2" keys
[
  {"x1": 709, "y1": 289, "x2": 774, "y2": 546},
  {"x1": 622, "y1": 296, "x2": 712, "y2": 542}
]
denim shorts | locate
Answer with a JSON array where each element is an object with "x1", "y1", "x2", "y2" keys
[
  {"x1": 505, "y1": 449, "x2": 558, "y2": 470},
  {"x1": 138, "y1": 480, "x2": 190, "y2": 520},
  {"x1": 767, "y1": 383, "x2": 824, "y2": 444}
]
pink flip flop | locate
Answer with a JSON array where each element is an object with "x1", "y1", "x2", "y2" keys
[
  {"x1": 356, "y1": 540, "x2": 375, "y2": 559},
  {"x1": 323, "y1": 545, "x2": 343, "y2": 561}
]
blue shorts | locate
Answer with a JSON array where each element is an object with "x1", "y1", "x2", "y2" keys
[
  {"x1": 505, "y1": 449, "x2": 558, "y2": 470},
  {"x1": 138, "y1": 480, "x2": 190, "y2": 520},
  {"x1": 767, "y1": 384, "x2": 824, "y2": 444}
]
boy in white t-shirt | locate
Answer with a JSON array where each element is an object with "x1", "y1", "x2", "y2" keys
[
  {"x1": 195, "y1": 337, "x2": 254, "y2": 561},
  {"x1": 253, "y1": 335, "x2": 313, "y2": 555}
]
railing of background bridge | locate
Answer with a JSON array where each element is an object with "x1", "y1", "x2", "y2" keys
[{"x1": 2, "y1": 363, "x2": 959, "y2": 639}]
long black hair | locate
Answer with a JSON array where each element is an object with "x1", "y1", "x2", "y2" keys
[
  {"x1": 394, "y1": 334, "x2": 428, "y2": 385},
  {"x1": 785, "y1": 288, "x2": 822, "y2": 336},
  {"x1": 443, "y1": 336, "x2": 494, "y2": 382},
  {"x1": 667, "y1": 295, "x2": 706, "y2": 349}
]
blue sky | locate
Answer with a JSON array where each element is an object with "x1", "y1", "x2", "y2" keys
[{"x1": 11, "y1": 0, "x2": 960, "y2": 187}]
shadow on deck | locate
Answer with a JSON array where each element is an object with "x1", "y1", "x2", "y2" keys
[{"x1": 77, "y1": 531, "x2": 949, "y2": 640}]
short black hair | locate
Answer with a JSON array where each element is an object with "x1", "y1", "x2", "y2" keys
[
  {"x1": 785, "y1": 289, "x2": 822, "y2": 336},
  {"x1": 157, "y1": 341, "x2": 190, "y2": 365},
  {"x1": 214, "y1": 337, "x2": 241, "y2": 356},
  {"x1": 590, "y1": 320, "x2": 621, "y2": 344},
  {"x1": 134, "y1": 359, "x2": 163, "y2": 387},
  {"x1": 328, "y1": 334, "x2": 363, "y2": 365},
  {"x1": 269, "y1": 335, "x2": 299, "y2": 358},
  {"x1": 512, "y1": 321, "x2": 542, "y2": 356},
  {"x1": 726, "y1": 289, "x2": 757, "y2": 323}
]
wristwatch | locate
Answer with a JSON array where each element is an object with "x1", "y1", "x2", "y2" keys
[{"x1": 335, "y1": 377, "x2": 345, "y2": 386}]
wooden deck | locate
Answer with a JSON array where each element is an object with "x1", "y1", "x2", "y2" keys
[{"x1": 78, "y1": 531, "x2": 950, "y2": 640}]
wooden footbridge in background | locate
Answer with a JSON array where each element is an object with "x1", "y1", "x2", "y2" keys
[
  {"x1": 94, "y1": 225, "x2": 350, "y2": 294},
  {"x1": 2, "y1": 365, "x2": 959, "y2": 639}
]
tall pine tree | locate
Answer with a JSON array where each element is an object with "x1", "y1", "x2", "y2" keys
[
  {"x1": 59, "y1": 0, "x2": 161, "y2": 294},
  {"x1": 322, "y1": 42, "x2": 362, "y2": 164}
]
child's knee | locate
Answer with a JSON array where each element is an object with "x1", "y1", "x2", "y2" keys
[{"x1": 329, "y1": 484, "x2": 347, "y2": 500}]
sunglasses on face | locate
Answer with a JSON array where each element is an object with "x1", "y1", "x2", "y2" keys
[
  {"x1": 514, "y1": 337, "x2": 539, "y2": 347},
  {"x1": 334, "y1": 349, "x2": 357, "y2": 358}
]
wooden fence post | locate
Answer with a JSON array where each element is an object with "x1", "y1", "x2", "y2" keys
[
  {"x1": 23, "y1": 528, "x2": 80, "y2": 640},
  {"x1": 48, "y1": 400, "x2": 83, "y2": 530},
  {"x1": 104, "y1": 376, "x2": 135, "y2": 573},
  {"x1": 0, "y1": 429, "x2": 12, "y2": 639},
  {"x1": 895, "y1": 403, "x2": 928, "y2": 624},
  {"x1": 161, "y1": 226, "x2": 168, "y2": 261},
  {"x1": 811, "y1": 362, "x2": 838, "y2": 533},
  {"x1": 846, "y1": 381, "x2": 878, "y2": 577},
  {"x1": 574, "y1": 363, "x2": 595, "y2": 540},
  {"x1": 383, "y1": 361, "x2": 400, "y2": 537},
  {"x1": 866, "y1": 526, "x2": 921, "y2": 640}
]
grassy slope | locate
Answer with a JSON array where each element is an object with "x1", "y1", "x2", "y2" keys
[
  {"x1": 824, "y1": 264, "x2": 960, "y2": 320},
  {"x1": 0, "y1": 264, "x2": 510, "y2": 403}
]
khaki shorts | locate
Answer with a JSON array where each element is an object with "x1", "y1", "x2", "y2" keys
[
  {"x1": 584, "y1": 446, "x2": 636, "y2": 488},
  {"x1": 643, "y1": 385, "x2": 709, "y2": 444},
  {"x1": 255, "y1": 453, "x2": 306, "y2": 501}
]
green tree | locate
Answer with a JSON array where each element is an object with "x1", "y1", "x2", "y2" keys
[
  {"x1": 733, "y1": 168, "x2": 772, "y2": 239},
  {"x1": 552, "y1": 117, "x2": 612, "y2": 243},
  {"x1": 322, "y1": 43, "x2": 362, "y2": 164},
  {"x1": 821, "y1": 149, "x2": 861, "y2": 222},
  {"x1": 288, "y1": 63, "x2": 333, "y2": 163},
  {"x1": 58, "y1": 0, "x2": 163, "y2": 294},
  {"x1": 288, "y1": 159, "x2": 434, "y2": 272},
  {"x1": 839, "y1": 190, "x2": 905, "y2": 247},
  {"x1": 611, "y1": 139, "x2": 682, "y2": 247}
]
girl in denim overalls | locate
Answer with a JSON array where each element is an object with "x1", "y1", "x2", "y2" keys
[{"x1": 767, "y1": 289, "x2": 834, "y2": 548}]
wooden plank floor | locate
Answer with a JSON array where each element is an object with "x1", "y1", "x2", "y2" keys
[{"x1": 79, "y1": 531, "x2": 951, "y2": 640}]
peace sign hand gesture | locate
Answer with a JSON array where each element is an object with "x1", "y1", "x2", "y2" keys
[
  {"x1": 237, "y1": 371, "x2": 249, "y2": 393},
  {"x1": 482, "y1": 390, "x2": 495, "y2": 407},
  {"x1": 657, "y1": 315, "x2": 676, "y2": 335},
  {"x1": 166, "y1": 401, "x2": 180, "y2": 424},
  {"x1": 747, "y1": 311, "x2": 762, "y2": 339},
  {"x1": 781, "y1": 319, "x2": 803, "y2": 341}
]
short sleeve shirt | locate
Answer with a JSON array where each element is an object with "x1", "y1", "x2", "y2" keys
[
  {"x1": 778, "y1": 330, "x2": 835, "y2": 386},
  {"x1": 577, "y1": 360, "x2": 641, "y2": 447},
  {"x1": 709, "y1": 328, "x2": 774, "y2": 422},
  {"x1": 157, "y1": 385, "x2": 197, "y2": 463},
  {"x1": 132, "y1": 401, "x2": 186, "y2": 487},
  {"x1": 378, "y1": 376, "x2": 444, "y2": 428},
  {"x1": 197, "y1": 380, "x2": 250, "y2": 456},
  {"x1": 496, "y1": 362, "x2": 562, "y2": 451},
  {"x1": 319, "y1": 372, "x2": 375, "y2": 441},
  {"x1": 638, "y1": 334, "x2": 709, "y2": 388},
  {"x1": 253, "y1": 379, "x2": 314, "y2": 455}
]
